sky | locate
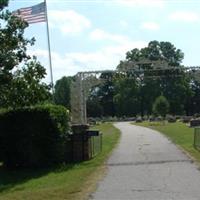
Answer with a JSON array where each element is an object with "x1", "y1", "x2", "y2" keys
[{"x1": 6, "y1": 0, "x2": 200, "y2": 84}]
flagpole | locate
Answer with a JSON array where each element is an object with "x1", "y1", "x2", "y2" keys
[{"x1": 44, "y1": 0, "x2": 54, "y2": 94}]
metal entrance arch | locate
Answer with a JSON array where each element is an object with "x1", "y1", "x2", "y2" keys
[{"x1": 70, "y1": 64, "x2": 200, "y2": 125}]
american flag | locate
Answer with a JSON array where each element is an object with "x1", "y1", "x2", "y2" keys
[{"x1": 13, "y1": 2, "x2": 46, "y2": 24}]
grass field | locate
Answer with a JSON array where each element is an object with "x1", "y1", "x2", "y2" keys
[
  {"x1": 0, "y1": 123, "x2": 120, "y2": 200},
  {"x1": 133, "y1": 121, "x2": 200, "y2": 163}
]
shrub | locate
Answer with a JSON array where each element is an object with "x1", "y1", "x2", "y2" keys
[
  {"x1": 0, "y1": 104, "x2": 70, "y2": 168},
  {"x1": 153, "y1": 96, "x2": 169, "y2": 118}
]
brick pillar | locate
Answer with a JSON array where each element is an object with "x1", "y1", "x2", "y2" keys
[{"x1": 71, "y1": 124, "x2": 91, "y2": 162}]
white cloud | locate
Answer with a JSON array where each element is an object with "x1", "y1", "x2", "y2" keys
[
  {"x1": 169, "y1": 11, "x2": 199, "y2": 22},
  {"x1": 104, "y1": 41, "x2": 147, "y2": 56},
  {"x1": 28, "y1": 49, "x2": 77, "y2": 82},
  {"x1": 116, "y1": 0, "x2": 165, "y2": 8},
  {"x1": 30, "y1": 40, "x2": 147, "y2": 82},
  {"x1": 49, "y1": 10, "x2": 91, "y2": 35},
  {"x1": 140, "y1": 22, "x2": 160, "y2": 30},
  {"x1": 90, "y1": 29, "x2": 129, "y2": 44}
]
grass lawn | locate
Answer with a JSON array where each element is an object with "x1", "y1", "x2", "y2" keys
[
  {"x1": 133, "y1": 121, "x2": 200, "y2": 163},
  {"x1": 0, "y1": 123, "x2": 120, "y2": 200}
]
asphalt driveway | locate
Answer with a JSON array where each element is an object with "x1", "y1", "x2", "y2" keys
[{"x1": 90, "y1": 122, "x2": 200, "y2": 200}]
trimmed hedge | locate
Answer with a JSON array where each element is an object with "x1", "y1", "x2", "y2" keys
[{"x1": 0, "y1": 104, "x2": 70, "y2": 168}]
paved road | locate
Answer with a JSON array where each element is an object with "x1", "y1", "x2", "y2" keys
[{"x1": 90, "y1": 122, "x2": 200, "y2": 200}]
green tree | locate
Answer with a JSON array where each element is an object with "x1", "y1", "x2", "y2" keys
[
  {"x1": 0, "y1": 58, "x2": 51, "y2": 108},
  {"x1": 153, "y1": 95, "x2": 169, "y2": 118},
  {"x1": 125, "y1": 40, "x2": 184, "y2": 66},
  {"x1": 188, "y1": 80, "x2": 200, "y2": 115},
  {"x1": 86, "y1": 72, "x2": 115, "y2": 117},
  {"x1": 113, "y1": 77, "x2": 140, "y2": 117},
  {"x1": 0, "y1": 0, "x2": 8, "y2": 10},
  {"x1": 0, "y1": 3, "x2": 50, "y2": 108},
  {"x1": 117, "y1": 40, "x2": 191, "y2": 116},
  {"x1": 87, "y1": 98, "x2": 103, "y2": 117},
  {"x1": 98, "y1": 72, "x2": 115, "y2": 116},
  {"x1": 0, "y1": 8, "x2": 35, "y2": 85},
  {"x1": 54, "y1": 76, "x2": 72, "y2": 109}
]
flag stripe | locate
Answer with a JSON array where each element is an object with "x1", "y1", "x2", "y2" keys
[
  {"x1": 28, "y1": 18, "x2": 46, "y2": 24},
  {"x1": 23, "y1": 13, "x2": 45, "y2": 20},
  {"x1": 23, "y1": 17, "x2": 46, "y2": 22},
  {"x1": 13, "y1": 2, "x2": 46, "y2": 24}
]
